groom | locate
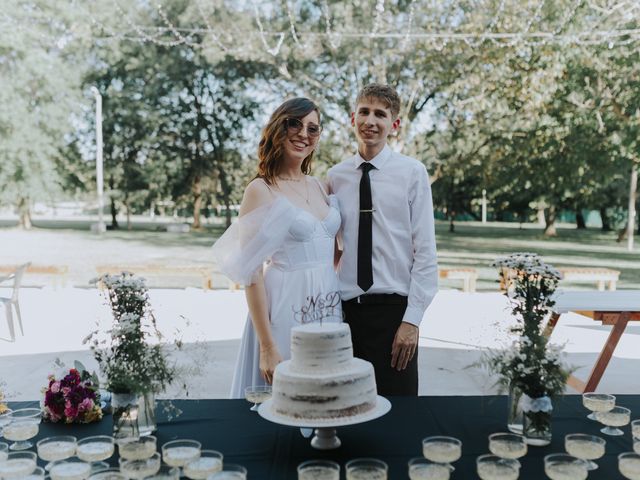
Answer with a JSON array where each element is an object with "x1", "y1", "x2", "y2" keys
[{"x1": 327, "y1": 84, "x2": 438, "y2": 396}]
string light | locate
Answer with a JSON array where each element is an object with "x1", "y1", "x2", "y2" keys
[{"x1": 252, "y1": 1, "x2": 285, "y2": 56}]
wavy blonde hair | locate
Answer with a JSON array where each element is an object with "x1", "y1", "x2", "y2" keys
[{"x1": 256, "y1": 97, "x2": 321, "y2": 185}]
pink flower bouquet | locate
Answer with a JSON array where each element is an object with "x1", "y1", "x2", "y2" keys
[{"x1": 42, "y1": 368, "x2": 103, "y2": 424}]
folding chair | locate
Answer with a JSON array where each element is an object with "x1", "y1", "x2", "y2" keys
[{"x1": 0, "y1": 262, "x2": 30, "y2": 341}]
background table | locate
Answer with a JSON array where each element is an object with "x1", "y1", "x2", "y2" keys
[{"x1": 10, "y1": 395, "x2": 639, "y2": 479}]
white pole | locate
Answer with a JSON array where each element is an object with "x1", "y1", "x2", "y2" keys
[
  {"x1": 482, "y1": 189, "x2": 487, "y2": 224},
  {"x1": 627, "y1": 164, "x2": 637, "y2": 251},
  {"x1": 90, "y1": 87, "x2": 105, "y2": 234}
]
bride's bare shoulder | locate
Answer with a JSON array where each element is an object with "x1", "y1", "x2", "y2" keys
[{"x1": 241, "y1": 178, "x2": 275, "y2": 215}]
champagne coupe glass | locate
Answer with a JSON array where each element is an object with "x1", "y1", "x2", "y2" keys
[
  {"x1": 422, "y1": 436, "x2": 462, "y2": 471},
  {"x1": 207, "y1": 464, "x2": 248, "y2": 480},
  {"x1": 345, "y1": 458, "x2": 388, "y2": 480},
  {"x1": 0, "y1": 409, "x2": 13, "y2": 428},
  {"x1": 408, "y1": 457, "x2": 451, "y2": 480},
  {"x1": 119, "y1": 452, "x2": 161, "y2": 479},
  {"x1": 24, "y1": 466, "x2": 46, "y2": 480},
  {"x1": 488, "y1": 433, "x2": 527, "y2": 467},
  {"x1": 144, "y1": 466, "x2": 181, "y2": 480},
  {"x1": 619, "y1": 452, "x2": 640, "y2": 480},
  {"x1": 476, "y1": 454, "x2": 520, "y2": 480},
  {"x1": 37, "y1": 436, "x2": 78, "y2": 471},
  {"x1": 183, "y1": 450, "x2": 223, "y2": 479},
  {"x1": 161, "y1": 440, "x2": 201, "y2": 476},
  {"x1": 4, "y1": 408, "x2": 41, "y2": 450},
  {"x1": 564, "y1": 433, "x2": 606, "y2": 470},
  {"x1": 0, "y1": 442, "x2": 9, "y2": 463},
  {"x1": 632, "y1": 419, "x2": 640, "y2": 440},
  {"x1": 544, "y1": 454, "x2": 588, "y2": 480},
  {"x1": 582, "y1": 393, "x2": 615, "y2": 421},
  {"x1": 88, "y1": 468, "x2": 128, "y2": 480},
  {"x1": 244, "y1": 386, "x2": 272, "y2": 412},
  {"x1": 0, "y1": 451, "x2": 38, "y2": 480},
  {"x1": 117, "y1": 436, "x2": 157, "y2": 460},
  {"x1": 595, "y1": 405, "x2": 631, "y2": 436},
  {"x1": 49, "y1": 458, "x2": 93, "y2": 480},
  {"x1": 297, "y1": 460, "x2": 340, "y2": 480},
  {"x1": 77, "y1": 436, "x2": 115, "y2": 473}
]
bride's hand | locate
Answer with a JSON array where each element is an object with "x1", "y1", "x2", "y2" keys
[{"x1": 259, "y1": 343, "x2": 282, "y2": 384}]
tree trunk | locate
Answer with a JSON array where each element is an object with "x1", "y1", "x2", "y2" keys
[
  {"x1": 599, "y1": 207, "x2": 611, "y2": 231},
  {"x1": 576, "y1": 206, "x2": 586, "y2": 229},
  {"x1": 17, "y1": 196, "x2": 32, "y2": 230},
  {"x1": 544, "y1": 206, "x2": 557, "y2": 236},
  {"x1": 224, "y1": 194, "x2": 232, "y2": 229},
  {"x1": 192, "y1": 175, "x2": 202, "y2": 229},
  {"x1": 124, "y1": 192, "x2": 131, "y2": 231},
  {"x1": 449, "y1": 213, "x2": 455, "y2": 233},
  {"x1": 109, "y1": 176, "x2": 119, "y2": 229},
  {"x1": 627, "y1": 163, "x2": 637, "y2": 251}
]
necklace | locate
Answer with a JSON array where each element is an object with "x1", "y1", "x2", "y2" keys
[
  {"x1": 277, "y1": 175, "x2": 305, "y2": 182},
  {"x1": 283, "y1": 177, "x2": 310, "y2": 204}
]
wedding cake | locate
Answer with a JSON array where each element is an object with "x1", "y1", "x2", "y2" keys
[{"x1": 270, "y1": 322, "x2": 378, "y2": 420}]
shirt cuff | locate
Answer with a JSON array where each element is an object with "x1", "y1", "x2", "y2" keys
[{"x1": 402, "y1": 305, "x2": 425, "y2": 328}]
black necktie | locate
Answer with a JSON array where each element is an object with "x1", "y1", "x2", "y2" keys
[{"x1": 358, "y1": 162, "x2": 375, "y2": 292}]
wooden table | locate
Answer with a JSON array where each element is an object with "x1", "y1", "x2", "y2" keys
[{"x1": 546, "y1": 290, "x2": 640, "y2": 393}]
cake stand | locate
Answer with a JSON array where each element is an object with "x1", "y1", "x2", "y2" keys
[{"x1": 258, "y1": 396, "x2": 391, "y2": 450}]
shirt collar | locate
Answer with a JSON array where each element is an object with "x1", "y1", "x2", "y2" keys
[{"x1": 353, "y1": 144, "x2": 391, "y2": 170}]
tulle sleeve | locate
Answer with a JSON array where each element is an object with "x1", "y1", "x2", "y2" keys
[{"x1": 211, "y1": 197, "x2": 295, "y2": 286}]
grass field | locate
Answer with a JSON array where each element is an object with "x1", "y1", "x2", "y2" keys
[{"x1": 1, "y1": 218, "x2": 638, "y2": 290}]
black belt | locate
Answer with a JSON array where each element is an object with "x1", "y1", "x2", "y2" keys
[{"x1": 343, "y1": 293, "x2": 408, "y2": 306}]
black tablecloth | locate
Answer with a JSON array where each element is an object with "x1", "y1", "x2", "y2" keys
[{"x1": 9, "y1": 395, "x2": 638, "y2": 479}]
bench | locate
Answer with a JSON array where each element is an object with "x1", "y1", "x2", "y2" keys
[
  {"x1": 499, "y1": 267, "x2": 621, "y2": 292},
  {"x1": 95, "y1": 265, "x2": 213, "y2": 290},
  {"x1": 0, "y1": 264, "x2": 69, "y2": 288},
  {"x1": 439, "y1": 267, "x2": 478, "y2": 292},
  {"x1": 558, "y1": 268, "x2": 620, "y2": 291}
]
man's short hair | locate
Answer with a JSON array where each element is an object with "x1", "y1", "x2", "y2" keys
[{"x1": 355, "y1": 84, "x2": 401, "y2": 118}]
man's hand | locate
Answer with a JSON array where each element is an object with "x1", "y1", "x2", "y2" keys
[
  {"x1": 259, "y1": 343, "x2": 283, "y2": 384},
  {"x1": 391, "y1": 322, "x2": 419, "y2": 371}
]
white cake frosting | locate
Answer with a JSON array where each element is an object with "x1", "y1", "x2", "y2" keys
[{"x1": 271, "y1": 323, "x2": 378, "y2": 420}]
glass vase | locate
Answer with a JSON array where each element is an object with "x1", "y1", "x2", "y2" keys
[
  {"x1": 522, "y1": 395, "x2": 552, "y2": 446},
  {"x1": 111, "y1": 392, "x2": 156, "y2": 439},
  {"x1": 507, "y1": 385, "x2": 523, "y2": 434}
]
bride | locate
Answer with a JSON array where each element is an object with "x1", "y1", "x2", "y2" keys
[{"x1": 212, "y1": 97, "x2": 342, "y2": 398}]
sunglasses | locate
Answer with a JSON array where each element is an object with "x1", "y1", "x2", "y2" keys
[{"x1": 285, "y1": 118, "x2": 322, "y2": 138}]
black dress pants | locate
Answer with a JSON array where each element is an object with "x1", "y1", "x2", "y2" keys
[{"x1": 342, "y1": 299, "x2": 418, "y2": 396}]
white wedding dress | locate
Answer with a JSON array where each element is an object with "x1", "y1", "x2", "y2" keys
[{"x1": 212, "y1": 193, "x2": 342, "y2": 398}]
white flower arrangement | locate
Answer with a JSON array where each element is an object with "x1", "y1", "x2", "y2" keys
[{"x1": 483, "y1": 253, "x2": 571, "y2": 399}]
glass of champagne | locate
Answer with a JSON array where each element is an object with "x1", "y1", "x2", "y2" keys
[
  {"x1": 244, "y1": 386, "x2": 272, "y2": 412},
  {"x1": 632, "y1": 419, "x2": 640, "y2": 440},
  {"x1": 207, "y1": 464, "x2": 248, "y2": 480},
  {"x1": 24, "y1": 466, "x2": 46, "y2": 480},
  {"x1": 144, "y1": 466, "x2": 181, "y2": 480},
  {"x1": 619, "y1": 452, "x2": 640, "y2": 480},
  {"x1": 476, "y1": 454, "x2": 519, "y2": 480},
  {"x1": 88, "y1": 468, "x2": 129, "y2": 480},
  {"x1": 77, "y1": 436, "x2": 115, "y2": 473},
  {"x1": 345, "y1": 458, "x2": 388, "y2": 480},
  {"x1": 183, "y1": 450, "x2": 223, "y2": 479},
  {"x1": 595, "y1": 405, "x2": 631, "y2": 436},
  {"x1": 3, "y1": 408, "x2": 41, "y2": 451},
  {"x1": 582, "y1": 393, "x2": 615, "y2": 421},
  {"x1": 564, "y1": 433, "x2": 605, "y2": 470},
  {"x1": 0, "y1": 442, "x2": 9, "y2": 462},
  {"x1": 0, "y1": 409, "x2": 13, "y2": 428},
  {"x1": 49, "y1": 458, "x2": 93, "y2": 480},
  {"x1": 408, "y1": 457, "x2": 450, "y2": 480},
  {"x1": 37, "y1": 436, "x2": 78, "y2": 470},
  {"x1": 544, "y1": 453, "x2": 588, "y2": 480},
  {"x1": 422, "y1": 436, "x2": 462, "y2": 471},
  {"x1": 488, "y1": 433, "x2": 527, "y2": 466},
  {"x1": 119, "y1": 452, "x2": 161, "y2": 480},
  {"x1": 161, "y1": 439, "x2": 201, "y2": 475},
  {"x1": 117, "y1": 436, "x2": 157, "y2": 460},
  {"x1": 297, "y1": 460, "x2": 340, "y2": 480},
  {"x1": 0, "y1": 451, "x2": 38, "y2": 480}
]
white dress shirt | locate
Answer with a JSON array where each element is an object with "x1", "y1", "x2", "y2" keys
[{"x1": 327, "y1": 144, "x2": 438, "y2": 327}]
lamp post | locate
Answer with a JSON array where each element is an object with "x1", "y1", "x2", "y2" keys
[
  {"x1": 482, "y1": 189, "x2": 487, "y2": 224},
  {"x1": 90, "y1": 86, "x2": 105, "y2": 234}
]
